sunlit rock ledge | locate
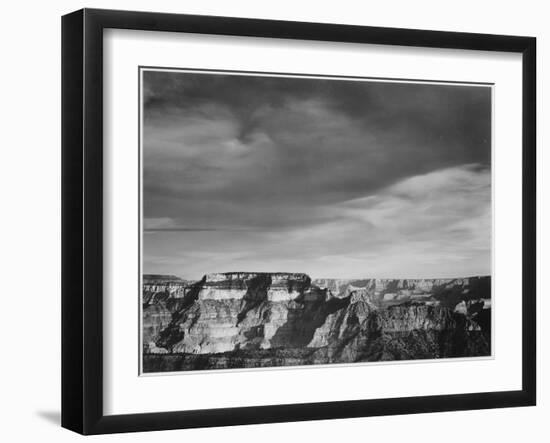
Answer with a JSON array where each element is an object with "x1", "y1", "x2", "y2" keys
[{"x1": 198, "y1": 272, "x2": 314, "y2": 301}]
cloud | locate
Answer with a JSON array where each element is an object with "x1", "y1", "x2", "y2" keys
[
  {"x1": 141, "y1": 70, "x2": 492, "y2": 278},
  {"x1": 339, "y1": 163, "x2": 491, "y2": 238},
  {"x1": 144, "y1": 165, "x2": 491, "y2": 279},
  {"x1": 143, "y1": 217, "x2": 251, "y2": 233},
  {"x1": 143, "y1": 73, "x2": 491, "y2": 216}
]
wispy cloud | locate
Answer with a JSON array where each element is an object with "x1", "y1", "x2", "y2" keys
[
  {"x1": 143, "y1": 164, "x2": 491, "y2": 279},
  {"x1": 143, "y1": 217, "x2": 253, "y2": 233}
]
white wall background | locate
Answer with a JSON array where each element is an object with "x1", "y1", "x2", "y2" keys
[{"x1": 0, "y1": 1, "x2": 545, "y2": 441}]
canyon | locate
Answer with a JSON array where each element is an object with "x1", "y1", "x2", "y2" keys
[{"x1": 142, "y1": 272, "x2": 491, "y2": 372}]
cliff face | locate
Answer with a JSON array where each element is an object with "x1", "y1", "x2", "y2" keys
[{"x1": 142, "y1": 273, "x2": 491, "y2": 371}]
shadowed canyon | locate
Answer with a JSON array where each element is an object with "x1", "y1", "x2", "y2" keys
[{"x1": 142, "y1": 272, "x2": 491, "y2": 372}]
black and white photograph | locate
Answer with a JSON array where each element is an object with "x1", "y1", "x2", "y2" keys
[
  {"x1": 0, "y1": 0, "x2": 543, "y2": 439},
  {"x1": 140, "y1": 69, "x2": 493, "y2": 373}
]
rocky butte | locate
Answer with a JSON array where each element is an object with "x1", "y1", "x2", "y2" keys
[{"x1": 142, "y1": 272, "x2": 491, "y2": 372}]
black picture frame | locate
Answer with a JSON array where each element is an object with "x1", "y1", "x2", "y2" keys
[{"x1": 61, "y1": 8, "x2": 536, "y2": 435}]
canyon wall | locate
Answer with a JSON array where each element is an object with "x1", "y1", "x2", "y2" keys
[{"x1": 142, "y1": 272, "x2": 491, "y2": 371}]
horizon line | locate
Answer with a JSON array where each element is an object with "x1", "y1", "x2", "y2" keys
[{"x1": 142, "y1": 271, "x2": 492, "y2": 281}]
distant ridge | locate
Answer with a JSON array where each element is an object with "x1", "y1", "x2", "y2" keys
[{"x1": 143, "y1": 272, "x2": 490, "y2": 282}]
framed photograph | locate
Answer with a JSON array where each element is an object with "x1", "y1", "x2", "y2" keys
[{"x1": 61, "y1": 8, "x2": 536, "y2": 435}]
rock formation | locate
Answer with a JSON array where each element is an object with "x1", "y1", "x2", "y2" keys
[{"x1": 142, "y1": 272, "x2": 491, "y2": 372}]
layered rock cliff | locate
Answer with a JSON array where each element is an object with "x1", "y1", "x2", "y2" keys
[{"x1": 142, "y1": 272, "x2": 491, "y2": 372}]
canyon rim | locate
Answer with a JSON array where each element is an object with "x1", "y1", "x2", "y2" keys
[{"x1": 140, "y1": 68, "x2": 492, "y2": 372}]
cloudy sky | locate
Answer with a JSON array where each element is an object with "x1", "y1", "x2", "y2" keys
[{"x1": 142, "y1": 70, "x2": 491, "y2": 280}]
